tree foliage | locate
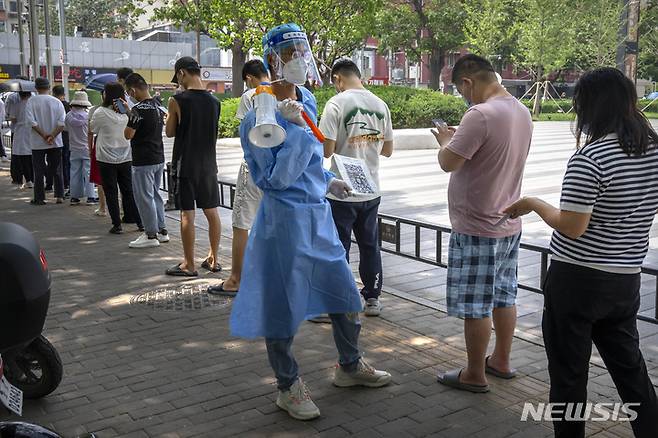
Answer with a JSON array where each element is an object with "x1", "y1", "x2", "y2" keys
[
  {"x1": 514, "y1": 0, "x2": 574, "y2": 80},
  {"x1": 569, "y1": 0, "x2": 624, "y2": 71},
  {"x1": 463, "y1": 0, "x2": 522, "y2": 65},
  {"x1": 374, "y1": 0, "x2": 466, "y2": 90},
  {"x1": 639, "y1": 1, "x2": 658, "y2": 80},
  {"x1": 41, "y1": 0, "x2": 138, "y2": 38}
]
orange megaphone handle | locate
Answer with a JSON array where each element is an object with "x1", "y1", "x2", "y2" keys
[{"x1": 301, "y1": 111, "x2": 325, "y2": 143}]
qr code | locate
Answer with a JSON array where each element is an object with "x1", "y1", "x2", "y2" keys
[{"x1": 344, "y1": 163, "x2": 375, "y2": 194}]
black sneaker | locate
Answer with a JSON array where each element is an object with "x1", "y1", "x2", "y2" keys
[
  {"x1": 30, "y1": 199, "x2": 46, "y2": 206},
  {"x1": 70, "y1": 198, "x2": 81, "y2": 205},
  {"x1": 109, "y1": 225, "x2": 123, "y2": 234},
  {"x1": 86, "y1": 198, "x2": 98, "y2": 204}
]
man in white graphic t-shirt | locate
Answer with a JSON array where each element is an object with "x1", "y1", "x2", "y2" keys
[{"x1": 320, "y1": 59, "x2": 394, "y2": 317}]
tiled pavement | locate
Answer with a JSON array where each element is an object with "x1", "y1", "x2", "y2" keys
[{"x1": 0, "y1": 170, "x2": 646, "y2": 437}]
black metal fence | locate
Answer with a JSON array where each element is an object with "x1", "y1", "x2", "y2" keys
[{"x1": 160, "y1": 163, "x2": 658, "y2": 325}]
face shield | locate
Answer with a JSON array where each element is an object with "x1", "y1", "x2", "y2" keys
[{"x1": 265, "y1": 31, "x2": 322, "y2": 86}]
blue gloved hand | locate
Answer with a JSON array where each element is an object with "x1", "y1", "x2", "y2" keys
[{"x1": 328, "y1": 178, "x2": 352, "y2": 199}]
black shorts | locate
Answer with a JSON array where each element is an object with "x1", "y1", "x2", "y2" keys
[{"x1": 174, "y1": 174, "x2": 220, "y2": 211}]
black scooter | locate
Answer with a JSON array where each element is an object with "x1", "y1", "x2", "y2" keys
[{"x1": 0, "y1": 222, "x2": 63, "y2": 407}]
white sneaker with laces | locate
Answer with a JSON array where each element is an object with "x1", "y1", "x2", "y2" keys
[
  {"x1": 276, "y1": 378, "x2": 320, "y2": 420},
  {"x1": 333, "y1": 358, "x2": 392, "y2": 388},
  {"x1": 95, "y1": 208, "x2": 107, "y2": 217},
  {"x1": 364, "y1": 298, "x2": 382, "y2": 316},
  {"x1": 129, "y1": 233, "x2": 160, "y2": 249},
  {"x1": 157, "y1": 232, "x2": 170, "y2": 243}
]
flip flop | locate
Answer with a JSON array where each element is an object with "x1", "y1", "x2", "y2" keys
[
  {"x1": 437, "y1": 368, "x2": 489, "y2": 393},
  {"x1": 201, "y1": 258, "x2": 222, "y2": 273},
  {"x1": 165, "y1": 263, "x2": 198, "y2": 277},
  {"x1": 207, "y1": 282, "x2": 238, "y2": 297},
  {"x1": 485, "y1": 356, "x2": 517, "y2": 379}
]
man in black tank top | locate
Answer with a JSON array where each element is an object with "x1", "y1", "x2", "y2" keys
[{"x1": 164, "y1": 56, "x2": 222, "y2": 277}]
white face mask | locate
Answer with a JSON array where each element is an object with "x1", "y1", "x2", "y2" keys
[{"x1": 282, "y1": 57, "x2": 308, "y2": 85}]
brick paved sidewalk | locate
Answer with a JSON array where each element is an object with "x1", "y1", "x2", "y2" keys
[{"x1": 0, "y1": 171, "x2": 636, "y2": 438}]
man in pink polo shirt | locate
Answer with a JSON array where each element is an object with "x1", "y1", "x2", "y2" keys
[{"x1": 433, "y1": 54, "x2": 533, "y2": 393}]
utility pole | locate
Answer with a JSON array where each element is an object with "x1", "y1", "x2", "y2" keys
[
  {"x1": 43, "y1": 0, "x2": 54, "y2": 85},
  {"x1": 617, "y1": 0, "x2": 641, "y2": 83},
  {"x1": 28, "y1": 0, "x2": 39, "y2": 79},
  {"x1": 58, "y1": 0, "x2": 69, "y2": 98},
  {"x1": 17, "y1": 0, "x2": 27, "y2": 76}
]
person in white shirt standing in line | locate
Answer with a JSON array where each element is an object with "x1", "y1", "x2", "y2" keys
[
  {"x1": 208, "y1": 59, "x2": 267, "y2": 295},
  {"x1": 320, "y1": 59, "x2": 394, "y2": 316},
  {"x1": 25, "y1": 78, "x2": 66, "y2": 205}
]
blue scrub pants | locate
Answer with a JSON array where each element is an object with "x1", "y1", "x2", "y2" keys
[{"x1": 266, "y1": 313, "x2": 362, "y2": 391}]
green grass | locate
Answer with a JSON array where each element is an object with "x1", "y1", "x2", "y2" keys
[{"x1": 534, "y1": 112, "x2": 658, "y2": 121}]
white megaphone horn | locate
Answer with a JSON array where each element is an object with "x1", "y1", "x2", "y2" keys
[{"x1": 248, "y1": 84, "x2": 286, "y2": 148}]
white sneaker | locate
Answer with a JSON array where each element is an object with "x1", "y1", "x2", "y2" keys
[
  {"x1": 333, "y1": 358, "x2": 392, "y2": 388},
  {"x1": 276, "y1": 378, "x2": 320, "y2": 420},
  {"x1": 95, "y1": 208, "x2": 107, "y2": 217},
  {"x1": 129, "y1": 233, "x2": 160, "y2": 249},
  {"x1": 26, "y1": 181, "x2": 33, "y2": 189},
  {"x1": 364, "y1": 298, "x2": 382, "y2": 316},
  {"x1": 157, "y1": 232, "x2": 170, "y2": 243}
]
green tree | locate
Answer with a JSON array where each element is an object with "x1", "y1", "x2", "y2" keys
[
  {"x1": 569, "y1": 0, "x2": 624, "y2": 71},
  {"x1": 40, "y1": 0, "x2": 138, "y2": 37},
  {"x1": 639, "y1": 1, "x2": 658, "y2": 81},
  {"x1": 463, "y1": 0, "x2": 522, "y2": 68},
  {"x1": 374, "y1": 0, "x2": 466, "y2": 90}
]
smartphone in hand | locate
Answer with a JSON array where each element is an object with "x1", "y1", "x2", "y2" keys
[
  {"x1": 114, "y1": 99, "x2": 128, "y2": 114},
  {"x1": 432, "y1": 118, "x2": 447, "y2": 129}
]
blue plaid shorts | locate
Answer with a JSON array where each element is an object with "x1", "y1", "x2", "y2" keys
[{"x1": 447, "y1": 232, "x2": 521, "y2": 319}]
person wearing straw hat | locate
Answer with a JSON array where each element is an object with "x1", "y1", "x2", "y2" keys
[{"x1": 65, "y1": 91, "x2": 96, "y2": 205}]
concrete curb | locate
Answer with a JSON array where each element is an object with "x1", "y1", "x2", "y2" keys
[{"x1": 218, "y1": 128, "x2": 439, "y2": 150}]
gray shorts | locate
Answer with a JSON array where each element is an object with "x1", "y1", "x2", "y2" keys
[{"x1": 232, "y1": 160, "x2": 262, "y2": 230}]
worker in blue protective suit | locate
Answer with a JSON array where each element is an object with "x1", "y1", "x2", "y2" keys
[{"x1": 229, "y1": 23, "x2": 392, "y2": 421}]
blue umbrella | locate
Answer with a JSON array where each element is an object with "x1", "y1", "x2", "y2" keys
[{"x1": 84, "y1": 73, "x2": 118, "y2": 91}]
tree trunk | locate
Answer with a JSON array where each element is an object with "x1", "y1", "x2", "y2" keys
[
  {"x1": 231, "y1": 40, "x2": 247, "y2": 98},
  {"x1": 429, "y1": 47, "x2": 444, "y2": 91},
  {"x1": 532, "y1": 66, "x2": 544, "y2": 117}
]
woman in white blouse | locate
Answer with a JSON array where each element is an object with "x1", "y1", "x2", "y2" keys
[{"x1": 90, "y1": 83, "x2": 142, "y2": 234}]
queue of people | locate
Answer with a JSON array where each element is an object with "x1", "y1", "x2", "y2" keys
[{"x1": 2, "y1": 22, "x2": 658, "y2": 437}]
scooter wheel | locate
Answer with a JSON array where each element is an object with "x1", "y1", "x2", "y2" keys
[{"x1": 4, "y1": 335, "x2": 63, "y2": 399}]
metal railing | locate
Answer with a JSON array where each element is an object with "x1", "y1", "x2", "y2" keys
[{"x1": 160, "y1": 163, "x2": 658, "y2": 325}]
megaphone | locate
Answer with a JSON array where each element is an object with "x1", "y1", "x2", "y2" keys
[{"x1": 248, "y1": 84, "x2": 287, "y2": 148}]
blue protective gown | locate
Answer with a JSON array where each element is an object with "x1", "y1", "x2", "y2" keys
[{"x1": 229, "y1": 88, "x2": 362, "y2": 339}]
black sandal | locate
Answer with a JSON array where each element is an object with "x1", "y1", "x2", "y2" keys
[
  {"x1": 207, "y1": 282, "x2": 237, "y2": 297},
  {"x1": 165, "y1": 263, "x2": 198, "y2": 277},
  {"x1": 201, "y1": 258, "x2": 222, "y2": 273}
]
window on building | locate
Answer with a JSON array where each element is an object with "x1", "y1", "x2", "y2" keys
[
  {"x1": 0, "y1": 21, "x2": 6, "y2": 32},
  {"x1": 9, "y1": 0, "x2": 16, "y2": 13},
  {"x1": 0, "y1": 1, "x2": 6, "y2": 10}
]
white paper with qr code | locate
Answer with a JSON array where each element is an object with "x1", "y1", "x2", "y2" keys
[
  {"x1": 332, "y1": 155, "x2": 378, "y2": 197},
  {"x1": 0, "y1": 375, "x2": 23, "y2": 416}
]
